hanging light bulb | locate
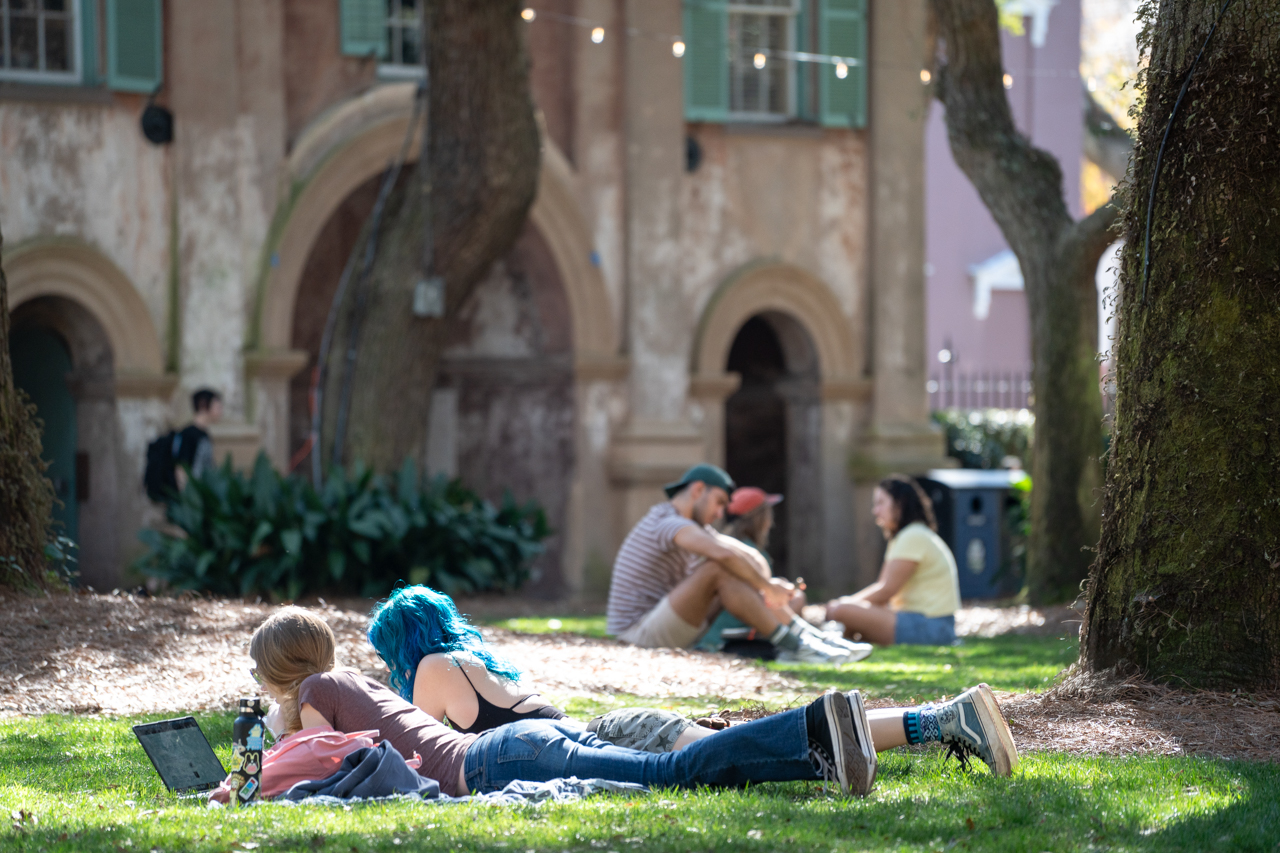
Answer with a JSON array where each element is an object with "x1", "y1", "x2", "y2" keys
[
  {"x1": 835, "y1": 61, "x2": 848, "y2": 79},
  {"x1": 520, "y1": 7, "x2": 535, "y2": 21},
  {"x1": 1003, "y1": 73, "x2": 1014, "y2": 89},
  {"x1": 920, "y1": 68, "x2": 932, "y2": 84},
  {"x1": 753, "y1": 52, "x2": 766, "y2": 70},
  {"x1": 672, "y1": 40, "x2": 686, "y2": 58},
  {"x1": 591, "y1": 26, "x2": 605, "y2": 43}
]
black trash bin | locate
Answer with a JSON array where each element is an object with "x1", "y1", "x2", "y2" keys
[{"x1": 917, "y1": 469, "x2": 1023, "y2": 600}]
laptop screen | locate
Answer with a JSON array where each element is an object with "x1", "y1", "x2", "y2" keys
[{"x1": 133, "y1": 717, "x2": 227, "y2": 793}]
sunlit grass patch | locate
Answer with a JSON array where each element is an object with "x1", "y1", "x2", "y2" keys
[
  {"x1": 772, "y1": 634, "x2": 1080, "y2": 702},
  {"x1": 487, "y1": 616, "x2": 610, "y2": 638},
  {"x1": 2, "y1": 710, "x2": 1277, "y2": 853}
]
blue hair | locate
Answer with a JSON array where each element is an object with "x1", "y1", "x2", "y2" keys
[{"x1": 367, "y1": 585, "x2": 524, "y2": 701}]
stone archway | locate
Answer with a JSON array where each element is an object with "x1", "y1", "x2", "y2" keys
[
  {"x1": 691, "y1": 261, "x2": 861, "y2": 387},
  {"x1": 690, "y1": 262, "x2": 868, "y2": 594},
  {"x1": 4, "y1": 239, "x2": 173, "y2": 588},
  {"x1": 5, "y1": 239, "x2": 170, "y2": 393},
  {"x1": 249, "y1": 84, "x2": 619, "y2": 466}
]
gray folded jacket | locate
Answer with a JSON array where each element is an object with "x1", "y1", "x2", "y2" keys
[{"x1": 283, "y1": 741, "x2": 441, "y2": 801}]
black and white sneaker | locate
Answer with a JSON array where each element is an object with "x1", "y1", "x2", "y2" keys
[
  {"x1": 845, "y1": 689, "x2": 878, "y2": 791},
  {"x1": 936, "y1": 683, "x2": 1018, "y2": 776},
  {"x1": 807, "y1": 689, "x2": 876, "y2": 796}
]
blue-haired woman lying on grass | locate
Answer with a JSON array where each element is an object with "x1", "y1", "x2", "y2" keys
[
  {"x1": 252, "y1": 607, "x2": 1017, "y2": 799},
  {"x1": 365, "y1": 585, "x2": 715, "y2": 753}
]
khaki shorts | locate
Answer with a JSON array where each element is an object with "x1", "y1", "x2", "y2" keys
[
  {"x1": 585, "y1": 708, "x2": 693, "y2": 753},
  {"x1": 616, "y1": 596, "x2": 703, "y2": 648}
]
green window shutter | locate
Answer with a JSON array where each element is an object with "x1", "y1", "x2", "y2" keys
[
  {"x1": 80, "y1": 0, "x2": 100, "y2": 86},
  {"x1": 819, "y1": 0, "x2": 867, "y2": 128},
  {"x1": 340, "y1": 0, "x2": 389, "y2": 59},
  {"x1": 106, "y1": 0, "x2": 162, "y2": 93},
  {"x1": 683, "y1": 0, "x2": 728, "y2": 122}
]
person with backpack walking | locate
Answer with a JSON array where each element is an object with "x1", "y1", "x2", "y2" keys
[{"x1": 143, "y1": 388, "x2": 222, "y2": 502}]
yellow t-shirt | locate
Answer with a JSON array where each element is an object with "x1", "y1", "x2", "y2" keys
[{"x1": 886, "y1": 522, "x2": 961, "y2": 618}]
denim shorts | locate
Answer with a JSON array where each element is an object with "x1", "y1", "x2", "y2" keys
[{"x1": 894, "y1": 611, "x2": 956, "y2": 646}]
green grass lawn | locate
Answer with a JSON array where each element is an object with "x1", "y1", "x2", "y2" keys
[
  {"x1": 3, "y1": 711, "x2": 1278, "y2": 853},
  {"x1": 4, "y1": 626, "x2": 1274, "y2": 851}
]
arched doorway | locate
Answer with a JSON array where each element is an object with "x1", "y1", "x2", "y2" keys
[
  {"x1": 9, "y1": 295, "x2": 123, "y2": 587},
  {"x1": 287, "y1": 167, "x2": 577, "y2": 596},
  {"x1": 10, "y1": 324, "x2": 78, "y2": 539},
  {"x1": 723, "y1": 312, "x2": 822, "y2": 580}
]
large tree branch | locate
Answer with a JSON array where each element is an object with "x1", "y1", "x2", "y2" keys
[
  {"x1": 1064, "y1": 197, "x2": 1123, "y2": 271},
  {"x1": 1083, "y1": 89, "x2": 1135, "y2": 183},
  {"x1": 930, "y1": 0, "x2": 1073, "y2": 252}
]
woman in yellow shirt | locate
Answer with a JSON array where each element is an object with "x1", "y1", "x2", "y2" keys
[{"x1": 823, "y1": 475, "x2": 961, "y2": 646}]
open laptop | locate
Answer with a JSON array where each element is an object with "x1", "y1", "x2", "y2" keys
[{"x1": 133, "y1": 716, "x2": 227, "y2": 796}]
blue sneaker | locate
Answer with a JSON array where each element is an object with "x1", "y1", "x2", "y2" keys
[{"x1": 936, "y1": 683, "x2": 1018, "y2": 776}]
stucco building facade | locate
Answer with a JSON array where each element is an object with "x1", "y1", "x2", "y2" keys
[{"x1": 1, "y1": 0, "x2": 945, "y2": 596}]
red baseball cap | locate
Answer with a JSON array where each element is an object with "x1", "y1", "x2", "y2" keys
[{"x1": 727, "y1": 487, "x2": 783, "y2": 516}]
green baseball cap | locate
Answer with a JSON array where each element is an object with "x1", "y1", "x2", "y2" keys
[{"x1": 663, "y1": 464, "x2": 736, "y2": 499}]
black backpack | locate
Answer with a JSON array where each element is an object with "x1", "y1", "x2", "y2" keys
[{"x1": 143, "y1": 430, "x2": 183, "y2": 502}]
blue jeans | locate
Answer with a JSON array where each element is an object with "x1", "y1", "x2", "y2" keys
[
  {"x1": 894, "y1": 611, "x2": 956, "y2": 645},
  {"x1": 462, "y1": 709, "x2": 818, "y2": 793}
]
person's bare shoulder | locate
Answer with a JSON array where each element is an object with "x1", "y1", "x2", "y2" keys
[{"x1": 415, "y1": 652, "x2": 462, "y2": 682}]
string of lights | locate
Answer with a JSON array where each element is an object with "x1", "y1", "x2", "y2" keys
[
  {"x1": 520, "y1": 6, "x2": 862, "y2": 77},
  {"x1": 519, "y1": 6, "x2": 1085, "y2": 85}
]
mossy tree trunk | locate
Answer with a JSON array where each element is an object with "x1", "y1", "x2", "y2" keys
[
  {"x1": 1082, "y1": 0, "x2": 1280, "y2": 689},
  {"x1": 930, "y1": 0, "x2": 1118, "y2": 602},
  {"x1": 320, "y1": 0, "x2": 540, "y2": 473},
  {"x1": 0, "y1": 223, "x2": 58, "y2": 590}
]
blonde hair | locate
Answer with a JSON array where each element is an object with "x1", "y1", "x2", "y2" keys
[{"x1": 249, "y1": 607, "x2": 336, "y2": 734}]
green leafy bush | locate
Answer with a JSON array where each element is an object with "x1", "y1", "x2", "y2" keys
[
  {"x1": 932, "y1": 408, "x2": 1034, "y2": 470},
  {"x1": 135, "y1": 454, "x2": 549, "y2": 600}
]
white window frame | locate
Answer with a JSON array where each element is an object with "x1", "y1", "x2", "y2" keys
[
  {"x1": 377, "y1": 0, "x2": 424, "y2": 81},
  {"x1": 0, "y1": 0, "x2": 82, "y2": 85},
  {"x1": 726, "y1": 0, "x2": 799, "y2": 122}
]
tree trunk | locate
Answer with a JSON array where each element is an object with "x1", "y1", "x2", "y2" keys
[
  {"x1": 321, "y1": 0, "x2": 540, "y2": 473},
  {"x1": 930, "y1": 0, "x2": 1117, "y2": 602},
  {"x1": 1082, "y1": 0, "x2": 1280, "y2": 689},
  {"x1": 0, "y1": 223, "x2": 58, "y2": 590}
]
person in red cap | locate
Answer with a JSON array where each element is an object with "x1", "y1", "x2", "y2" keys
[{"x1": 724, "y1": 487, "x2": 785, "y2": 566}]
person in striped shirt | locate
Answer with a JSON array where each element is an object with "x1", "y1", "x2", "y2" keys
[{"x1": 605, "y1": 464, "x2": 865, "y2": 664}]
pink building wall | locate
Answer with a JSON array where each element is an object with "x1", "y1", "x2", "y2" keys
[{"x1": 925, "y1": 0, "x2": 1084, "y2": 396}]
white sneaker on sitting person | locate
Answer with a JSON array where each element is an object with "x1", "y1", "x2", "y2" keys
[{"x1": 776, "y1": 630, "x2": 854, "y2": 665}]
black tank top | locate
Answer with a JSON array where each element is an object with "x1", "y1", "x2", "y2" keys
[{"x1": 448, "y1": 660, "x2": 568, "y2": 735}]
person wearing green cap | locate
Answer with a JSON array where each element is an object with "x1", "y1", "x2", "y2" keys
[{"x1": 605, "y1": 465, "x2": 858, "y2": 663}]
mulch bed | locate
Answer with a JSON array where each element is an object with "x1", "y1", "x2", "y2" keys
[{"x1": 1, "y1": 590, "x2": 1276, "y2": 763}]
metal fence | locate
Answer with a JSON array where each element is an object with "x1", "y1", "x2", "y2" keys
[
  {"x1": 929, "y1": 368, "x2": 1119, "y2": 417},
  {"x1": 928, "y1": 370, "x2": 1033, "y2": 411}
]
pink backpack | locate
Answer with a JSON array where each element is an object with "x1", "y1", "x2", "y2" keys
[{"x1": 209, "y1": 726, "x2": 422, "y2": 803}]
